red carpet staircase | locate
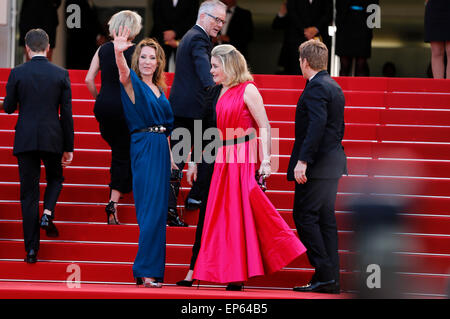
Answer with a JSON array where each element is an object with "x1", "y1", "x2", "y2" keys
[{"x1": 0, "y1": 68, "x2": 449, "y2": 298}]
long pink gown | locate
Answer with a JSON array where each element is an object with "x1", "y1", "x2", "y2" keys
[{"x1": 193, "y1": 81, "x2": 306, "y2": 283}]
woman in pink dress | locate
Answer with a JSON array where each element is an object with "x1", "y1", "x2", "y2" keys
[{"x1": 192, "y1": 44, "x2": 306, "y2": 290}]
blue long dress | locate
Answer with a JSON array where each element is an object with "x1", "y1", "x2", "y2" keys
[{"x1": 120, "y1": 70, "x2": 174, "y2": 281}]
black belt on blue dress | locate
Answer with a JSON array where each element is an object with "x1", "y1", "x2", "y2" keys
[
  {"x1": 131, "y1": 125, "x2": 167, "y2": 135},
  {"x1": 221, "y1": 132, "x2": 256, "y2": 146}
]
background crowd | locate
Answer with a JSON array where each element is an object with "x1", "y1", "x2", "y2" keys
[{"x1": 14, "y1": 0, "x2": 450, "y2": 78}]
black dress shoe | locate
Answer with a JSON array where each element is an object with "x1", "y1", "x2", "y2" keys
[
  {"x1": 226, "y1": 283, "x2": 244, "y2": 291},
  {"x1": 40, "y1": 214, "x2": 59, "y2": 237},
  {"x1": 25, "y1": 249, "x2": 37, "y2": 263},
  {"x1": 185, "y1": 198, "x2": 202, "y2": 210},
  {"x1": 293, "y1": 280, "x2": 336, "y2": 293},
  {"x1": 167, "y1": 208, "x2": 188, "y2": 227}
]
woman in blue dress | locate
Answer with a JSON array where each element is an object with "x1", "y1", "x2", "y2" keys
[{"x1": 114, "y1": 26, "x2": 175, "y2": 288}]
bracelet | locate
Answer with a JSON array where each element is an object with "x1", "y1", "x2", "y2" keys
[{"x1": 262, "y1": 159, "x2": 271, "y2": 164}]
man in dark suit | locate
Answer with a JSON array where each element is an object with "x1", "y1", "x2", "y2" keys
[
  {"x1": 287, "y1": 39, "x2": 347, "y2": 293},
  {"x1": 167, "y1": 0, "x2": 227, "y2": 226},
  {"x1": 150, "y1": 0, "x2": 200, "y2": 72},
  {"x1": 216, "y1": 0, "x2": 253, "y2": 60},
  {"x1": 3, "y1": 29, "x2": 74, "y2": 263},
  {"x1": 272, "y1": 0, "x2": 333, "y2": 75}
]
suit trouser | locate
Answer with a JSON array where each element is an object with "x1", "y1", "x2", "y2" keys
[
  {"x1": 169, "y1": 116, "x2": 208, "y2": 210},
  {"x1": 293, "y1": 178, "x2": 340, "y2": 283},
  {"x1": 16, "y1": 151, "x2": 64, "y2": 252}
]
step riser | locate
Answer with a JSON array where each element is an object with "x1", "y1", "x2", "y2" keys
[
  {"x1": 2, "y1": 202, "x2": 450, "y2": 234},
  {"x1": 0, "y1": 261, "x2": 447, "y2": 295},
  {"x1": 2, "y1": 241, "x2": 450, "y2": 275},
  {"x1": 1, "y1": 221, "x2": 450, "y2": 254}
]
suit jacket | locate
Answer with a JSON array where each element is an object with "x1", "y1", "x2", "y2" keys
[
  {"x1": 287, "y1": 71, "x2": 347, "y2": 180},
  {"x1": 3, "y1": 56, "x2": 74, "y2": 156},
  {"x1": 150, "y1": 0, "x2": 199, "y2": 67},
  {"x1": 169, "y1": 25, "x2": 215, "y2": 119},
  {"x1": 221, "y1": 6, "x2": 254, "y2": 59}
]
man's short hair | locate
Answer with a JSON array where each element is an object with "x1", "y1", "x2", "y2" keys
[
  {"x1": 197, "y1": 0, "x2": 227, "y2": 20},
  {"x1": 25, "y1": 29, "x2": 49, "y2": 53},
  {"x1": 299, "y1": 39, "x2": 328, "y2": 71}
]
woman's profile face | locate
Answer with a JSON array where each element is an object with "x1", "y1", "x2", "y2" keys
[
  {"x1": 211, "y1": 56, "x2": 227, "y2": 84},
  {"x1": 139, "y1": 46, "x2": 158, "y2": 78}
]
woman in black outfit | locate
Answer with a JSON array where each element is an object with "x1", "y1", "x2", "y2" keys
[
  {"x1": 85, "y1": 10, "x2": 143, "y2": 224},
  {"x1": 336, "y1": 0, "x2": 378, "y2": 76},
  {"x1": 425, "y1": 0, "x2": 450, "y2": 79}
]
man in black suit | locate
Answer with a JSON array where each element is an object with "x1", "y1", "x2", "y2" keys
[
  {"x1": 216, "y1": 0, "x2": 253, "y2": 60},
  {"x1": 150, "y1": 0, "x2": 200, "y2": 72},
  {"x1": 3, "y1": 29, "x2": 74, "y2": 263},
  {"x1": 167, "y1": 0, "x2": 227, "y2": 226},
  {"x1": 272, "y1": 0, "x2": 333, "y2": 75},
  {"x1": 287, "y1": 39, "x2": 347, "y2": 293}
]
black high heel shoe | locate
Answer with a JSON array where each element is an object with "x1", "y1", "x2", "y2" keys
[
  {"x1": 135, "y1": 277, "x2": 144, "y2": 286},
  {"x1": 176, "y1": 279, "x2": 195, "y2": 287},
  {"x1": 226, "y1": 283, "x2": 244, "y2": 291},
  {"x1": 105, "y1": 201, "x2": 119, "y2": 225}
]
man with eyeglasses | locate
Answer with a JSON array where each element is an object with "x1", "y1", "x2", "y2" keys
[{"x1": 168, "y1": 0, "x2": 227, "y2": 227}]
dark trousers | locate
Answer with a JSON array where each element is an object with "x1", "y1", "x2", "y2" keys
[
  {"x1": 17, "y1": 151, "x2": 64, "y2": 252},
  {"x1": 189, "y1": 161, "x2": 215, "y2": 269},
  {"x1": 293, "y1": 178, "x2": 340, "y2": 283},
  {"x1": 98, "y1": 120, "x2": 133, "y2": 194},
  {"x1": 169, "y1": 116, "x2": 208, "y2": 210}
]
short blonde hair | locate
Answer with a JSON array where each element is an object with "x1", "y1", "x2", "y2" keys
[
  {"x1": 108, "y1": 10, "x2": 142, "y2": 40},
  {"x1": 131, "y1": 38, "x2": 167, "y2": 91},
  {"x1": 211, "y1": 44, "x2": 253, "y2": 87},
  {"x1": 299, "y1": 39, "x2": 328, "y2": 71}
]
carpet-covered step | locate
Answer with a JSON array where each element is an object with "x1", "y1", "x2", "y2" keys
[
  {"x1": 3, "y1": 138, "x2": 450, "y2": 162},
  {"x1": 267, "y1": 107, "x2": 450, "y2": 126},
  {"x1": 3, "y1": 131, "x2": 450, "y2": 159},
  {"x1": 1, "y1": 201, "x2": 449, "y2": 234},
  {"x1": 1, "y1": 220, "x2": 449, "y2": 254},
  {"x1": 0, "y1": 260, "x2": 357, "y2": 291},
  {"x1": 12, "y1": 156, "x2": 450, "y2": 182},
  {"x1": 0, "y1": 260, "x2": 447, "y2": 296},
  {"x1": 2, "y1": 181, "x2": 450, "y2": 212},
  {"x1": 5, "y1": 203, "x2": 450, "y2": 235},
  {"x1": 2, "y1": 175, "x2": 450, "y2": 198},
  {"x1": 5, "y1": 111, "x2": 450, "y2": 139},
  {"x1": 2, "y1": 68, "x2": 450, "y2": 93},
  {"x1": 270, "y1": 123, "x2": 450, "y2": 141},
  {"x1": 0, "y1": 220, "x2": 341, "y2": 247},
  {"x1": 0, "y1": 202, "x2": 349, "y2": 231},
  {"x1": 2, "y1": 240, "x2": 449, "y2": 276}
]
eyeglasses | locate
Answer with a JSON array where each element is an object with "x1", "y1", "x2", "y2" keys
[{"x1": 205, "y1": 12, "x2": 225, "y2": 25}]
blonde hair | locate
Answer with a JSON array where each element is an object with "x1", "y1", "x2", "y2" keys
[
  {"x1": 131, "y1": 38, "x2": 167, "y2": 91},
  {"x1": 211, "y1": 44, "x2": 253, "y2": 87},
  {"x1": 108, "y1": 10, "x2": 142, "y2": 40},
  {"x1": 298, "y1": 39, "x2": 328, "y2": 71}
]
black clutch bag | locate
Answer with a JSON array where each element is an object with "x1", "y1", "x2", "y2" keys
[
  {"x1": 255, "y1": 172, "x2": 267, "y2": 192},
  {"x1": 170, "y1": 169, "x2": 183, "y2": 182}
]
